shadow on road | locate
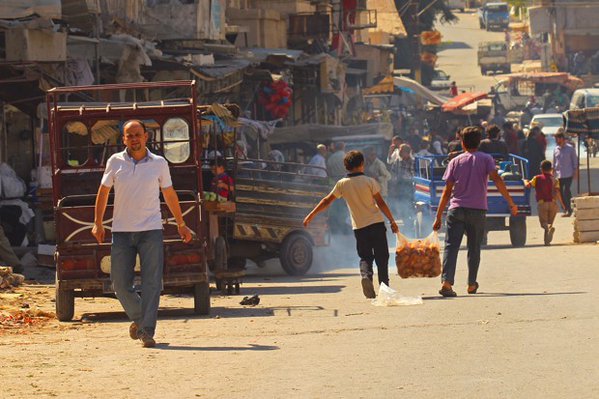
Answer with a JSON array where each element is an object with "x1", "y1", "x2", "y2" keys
[
  {"x1": 78, "y1": 306, "x2": 276, "y2": 323},
  {"x1": 422, "y1": 291, "x2": 586, "y2": 300},
  {"x1": 154, "y1": 343, "x2": 279, "y2": 352},
  {"x1": 438, "y1": 41, "x2": 472, "y2": 51},
  {"x1": 243, "y1": 284, "x2": 345, "y2": 296},
  {"x1": 481, "y1": 243, "x2": 571, "y2": 250}
]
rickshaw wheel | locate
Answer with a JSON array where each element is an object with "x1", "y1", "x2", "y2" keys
[
  {"x1": 55, "y1": 276, "x2": 75, "y2": 322},
  {"x1": 193, "y1": 282, "x2": 211, "y2": 315},
  {"x1": 280, "y1": 233, "x2": 313, "y2": 276},
  {"x1": 214, "y1": 236, "x2": 228, "y2": 271}
]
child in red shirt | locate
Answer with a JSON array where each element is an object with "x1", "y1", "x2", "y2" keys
[
  {"x1": 210, "y1": 158, "x2": 234, "y2": 200},
  {"x1": 525, "y1": 160, "x2": 566, "y2": 245}
]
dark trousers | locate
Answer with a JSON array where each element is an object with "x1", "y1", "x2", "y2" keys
[
  {"x1": 442, "y1": 208, "x2": 486, "y2": 286},
  {"x1": 559, "y1": 177, "x2": 573, "y2": 213},
  {"x1": 354, "y1": 222, "x2": 389, "y2": 286}
]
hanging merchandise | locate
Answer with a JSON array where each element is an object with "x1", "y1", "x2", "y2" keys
[{"x1": 258, "y1": 80, "x2": 293, "y2": 120}]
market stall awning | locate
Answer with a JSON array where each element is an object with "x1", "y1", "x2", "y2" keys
[
  {"x1": 497, "y1": 72, "x2": 584, "y2": 91},
  {"x1": 269, "y1": 122, "x2": 394, "y2": 144},
  {"x1": 363, "y1": 76, "x2": 394, "y2": 95},
  {"x1": 393, "y1": 76, "x2": 448, "y2": 106},
  {"x1": 564, "y1": 107, "x2": 599, "y2": 138},
  {"x1": 442, "y1": 91, "x2": 488, "y2": 112}
]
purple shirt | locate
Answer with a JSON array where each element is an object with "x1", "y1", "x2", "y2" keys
[
  {"x1": 443, "y1": 151, "x2": 496, "y2": 210},
  {"x1": 553, "y1": 143, "x2": 578, "y2": 179}
]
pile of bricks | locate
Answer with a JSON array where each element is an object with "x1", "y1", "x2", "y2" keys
[{"x1": 573, "y1": 196, "x2": 599, "y2": 243}]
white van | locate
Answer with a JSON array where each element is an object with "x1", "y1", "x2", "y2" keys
[
  {"x1": 569, "y1": 88, "x2": 599, "y2": 110},
  {"x1": 447, "y1": 0, "x2": 467, "y2": 12}
]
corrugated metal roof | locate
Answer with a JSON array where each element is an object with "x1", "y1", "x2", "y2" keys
[{"x1": 191, "y1": 59, "x2": 250, "y2": 80}]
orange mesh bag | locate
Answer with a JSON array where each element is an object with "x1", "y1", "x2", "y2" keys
[{"x1": 395, "y1": 232, "x2": 442, "y2": 278}]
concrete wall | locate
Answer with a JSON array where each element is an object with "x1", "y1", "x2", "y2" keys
[
  {"x1": 228, "y1": 7, "x2": 286, "y2": 48},
  {"x1": 354, "y1": 44, "x2": 393, "y2": 86}
]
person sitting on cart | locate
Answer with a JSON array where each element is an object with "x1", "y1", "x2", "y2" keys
[
  {"x1": 210, "y1": 157, "x2": 234, "y2": 200},
  {"x1": 478, "y1": 124, "x2": 509, "y2": 158}
]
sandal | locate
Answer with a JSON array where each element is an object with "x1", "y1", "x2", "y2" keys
[
  {"x1": 467, "y1": 282, "x2": 479, "y2": 295},
  {"x1": 438, "y1": 287, "x2": 457, "y2": 297}
]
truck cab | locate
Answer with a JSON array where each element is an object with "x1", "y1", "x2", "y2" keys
[{"x1": 479, "y1": 2, "x2": 510, "y2": 31}]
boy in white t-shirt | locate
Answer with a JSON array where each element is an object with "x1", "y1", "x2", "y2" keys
[{"x1": 304, "y1": 151, "x2": 399, "y2": 298}]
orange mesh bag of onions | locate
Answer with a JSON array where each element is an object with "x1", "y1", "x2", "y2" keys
[{"x1": 395, "y1": 231, "x2": 442, "y2": 278}]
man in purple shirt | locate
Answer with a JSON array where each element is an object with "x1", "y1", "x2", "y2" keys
[
  {"x1": 433, "y1": 126, "x2": 518, "y2": 297},
  {"x1": 553, "y1": 131, "x2": 578, "y2": 217}
]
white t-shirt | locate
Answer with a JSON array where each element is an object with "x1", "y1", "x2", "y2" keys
[
  {"x1": 101, "y1": 150, "x2": 172, "y2": 232},
  {"x1": 330, "y1": 174, "x2": 385, "y2": 230}
]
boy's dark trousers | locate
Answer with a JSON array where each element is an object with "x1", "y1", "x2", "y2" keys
[
  {"x1": 442, "y1": 207, "x2": 486, "y2": 286},
  {"x1": 353, "y1": 222, "x2": 389, "y2": 286}
]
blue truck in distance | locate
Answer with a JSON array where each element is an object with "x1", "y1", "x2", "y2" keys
[{"x1": 478, "y1": 2, "x2": 510, "y2": 31}]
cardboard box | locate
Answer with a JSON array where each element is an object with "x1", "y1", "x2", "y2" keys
[{"x1": 6, "y1": 29, "x2": 67, "y2": 62}]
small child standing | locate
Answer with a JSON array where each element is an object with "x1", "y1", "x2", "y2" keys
[
  {"x1": 210, "y1": 158, "x2": 234, "y2": 200},
  {"x1": 303, "y1": 151, "x2": 398, "y2": 298},
  {"x1": 525, "y1": 160, "x2": 567, "y2": 246}
]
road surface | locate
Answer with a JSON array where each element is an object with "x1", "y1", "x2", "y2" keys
[{"x1": 436, "y1": 10, "x2": 505, "y2": 93}]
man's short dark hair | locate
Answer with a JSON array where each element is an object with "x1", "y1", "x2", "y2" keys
[
  {"x1": 344, "y1": 150, "x2": 364, "y2": 171},
  {"x1": 554, "y1": 131, "x2": 565, "y2": 140},
  {"x1": 540, "y1": 160, "x2": 552, "y2": 172},
  {"x1": 461, "y1": 126, "x2": 482, "y2": 150},
  {"x1": 210, "y1": 157, "x2": 226, "y2": 167},
  {"x1": 502, "y1": 121, "x2": 513, "y2": 130},
  {"x1": 487, "y1": 124, "x2": 501, "y2": 139}
]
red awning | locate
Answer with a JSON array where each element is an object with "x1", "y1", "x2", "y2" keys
[{"x1": 442, "y1": 91, "x2": 488, "y2": 112}]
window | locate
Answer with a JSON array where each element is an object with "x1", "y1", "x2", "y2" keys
[
  {"x1": 62, "y1": 121, "x2": 89, "y2": 167},
  {"x1": 162, "y1": 118, "x2": 190, "y2": 164}
]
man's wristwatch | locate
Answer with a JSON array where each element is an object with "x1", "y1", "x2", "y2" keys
[{"x1": 177, "y1": 222, "x2": 186, "y2": 228}]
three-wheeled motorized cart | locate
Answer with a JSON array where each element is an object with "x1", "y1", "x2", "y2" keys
[
  {"x1": 48, "y1": 81, "x2": 211, "y2": 321},
  {"x1": 196, "y1": 105, "x2": 330, "y2": 283},
  {"x1": 413, "y1": 153, "x2": 531, "y2": 246}
]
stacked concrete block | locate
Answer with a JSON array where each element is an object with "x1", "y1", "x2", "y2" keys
[{"x1": 573, "y1": 196, "x2": 599, "y2": 243}]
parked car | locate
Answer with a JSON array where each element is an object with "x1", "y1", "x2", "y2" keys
[
  {"x1": 478, "y1": 41, "x2": 511, "y2": 75},
  {"x1": 530, "y1": 113, "x2": 564, "y2": 135},
  {"x1": 447, "y1": 0, "x2": 467, "y2": 12},
  {"x1": 430, "y1": 70, "x2": 452, "y2": 91},
  {"x1": 569, "y1": 88, "x2": 599, "y2": 110}
]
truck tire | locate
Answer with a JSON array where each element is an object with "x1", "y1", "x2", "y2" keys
[
  {"x1": 193, "y1": 282, "x2": 211, "y2": 315},
  {"x1": 280, "y1": 233, "x2": 313, "y2": 276},
  {"x1": 55, "y1": 278, "x2": 75, "y2": 322},
  {"x1": 509, "y1": 216, "x2": 527, "y2": 247}
]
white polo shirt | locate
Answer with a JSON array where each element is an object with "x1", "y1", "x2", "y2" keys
[{"x1": 101, "y1": 149, "x2": 173, "y2": 232}]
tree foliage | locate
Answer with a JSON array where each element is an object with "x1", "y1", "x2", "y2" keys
[{"x1": 394, "y1": 0, "x2": 459, "y2": 35}]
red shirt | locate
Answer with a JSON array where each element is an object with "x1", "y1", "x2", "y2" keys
[
  {"x1": 211, "y1": 173, "x2": 234, "y2": 200},
  {"x1": 530, "y1": 173, "x2": 559, "y2": 202}
]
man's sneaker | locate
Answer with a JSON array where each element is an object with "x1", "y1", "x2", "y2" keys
[
  {"x1": 129, "y1": 322, "x2": 139, "y2": 340},
  {"x1": 138, "y1": 331, "x2": 156, "y2": 348},
  {"x1": 547, "y1": 227, "x2": 555, "y2": 244},
  {"x1": 361, "y1": 277, "x2": 376, "y2": 299}
]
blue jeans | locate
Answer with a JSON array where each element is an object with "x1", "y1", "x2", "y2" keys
[
  {"x1": 111, "y1": 230, "x2": 164, "y2": 338},
  {"x1": 442, "y1": 208, "x2": 486, "y2": 286}
]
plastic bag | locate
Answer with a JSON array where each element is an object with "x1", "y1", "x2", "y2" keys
[
  {"x1": 395, "y1": 231, "x2": 442, "y2": 278},
  {"x1": 371, "y1": 283, "x2": 423, "y2": 306},
  {"x1": 0, "y1": 163, "x2": 26, "y2": 199}
]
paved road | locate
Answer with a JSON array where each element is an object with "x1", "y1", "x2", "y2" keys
[
  {"x1": 436, "y1": 11, "x2": 505, "y2": 93},
  {"x1": 2, "y1": 211, "x2": 598, "y2": 399}
]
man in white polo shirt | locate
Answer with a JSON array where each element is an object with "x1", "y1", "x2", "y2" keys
[{"x1": 92, "y1": 120, "x2": 192, "y2": 348}]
